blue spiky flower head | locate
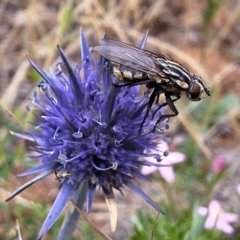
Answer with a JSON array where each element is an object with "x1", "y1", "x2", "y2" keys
[{"x1": 6, "y1": 30, "x2": 168, "y2": 238}]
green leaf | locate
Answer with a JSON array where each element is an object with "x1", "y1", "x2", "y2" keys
[{"x1": 183, "y1": 204, "x2": 206, "y2": 240}]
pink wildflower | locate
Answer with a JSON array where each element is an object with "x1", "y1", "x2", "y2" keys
[
  {"x1": 141, "y1": 141, "x2": 185, "y2": 183},
  {"x1": 236, "y1": 185, "x2": 240, "y2": 195},
  {"x1": 198, "y1": 200, "x2": 238, "y2": 234},
  {"x1": 213, "y1": 155, "x2": 225, "y2": 173}
]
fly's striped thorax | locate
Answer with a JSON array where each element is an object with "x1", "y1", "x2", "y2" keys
[{"x1": 155, "y1": 58, "x2": 191, "y2": 89}]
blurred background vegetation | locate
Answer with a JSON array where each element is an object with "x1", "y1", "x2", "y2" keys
[{"x1": 0, "y1": 0, "x2": 240, "y2": 239}]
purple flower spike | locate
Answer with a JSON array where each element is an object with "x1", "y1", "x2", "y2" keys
[{"x1": 7, "y1": 30, "x2": 169, "y2": 237}]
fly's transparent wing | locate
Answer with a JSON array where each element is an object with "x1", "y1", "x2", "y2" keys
[{"x1": 93, "y1": 39, "x2": 167, "y2": 78}]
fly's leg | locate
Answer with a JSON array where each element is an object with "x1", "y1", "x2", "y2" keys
[
  {"x1": 139, "y1": 87, "x2": 158, "y2": 134},
  {"x1": 155, "y1": 90, "x2": 160, "y2": 103},
  {"x1": 152, "y1": 93, "x2": 180, "y2": 132},
  {"x1": 151, "y1": 94, "x2": 180, "y2": 120}
]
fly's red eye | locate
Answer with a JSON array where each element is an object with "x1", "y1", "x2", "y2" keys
[{"x1": 189, "y1": 83, "x2": 201, "y2": 100}]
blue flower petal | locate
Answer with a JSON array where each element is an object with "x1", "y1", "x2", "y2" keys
[
  {"x1": 100, "y1": 85, "x2": 118, "y2": 125},
  {"x1": 10, "y1": 131, "x2": 35, "y2": 142},
  {"x1": 6, "y1": 170, "x2": 52, "y2": 202},
  {"x1": 38, "y1": 183, "x2": 74, "y2": 239},
  {"x1": 28, "y1": 58, "x2": 51, "y2": 83},
  {"x1": 57, "y1": 45, "x2": 83, "y2": 102},
  {"x1": 124, "y1": 180, "x2": 164, "y2": 214},
  {"x1": 138, "y1": 30, "x2": 149, "y2": 49},
  {"x1": 129, "y1": 30, "x2": 149, "y2": 96},
  {"x1": 79, "y1": 29, "x2": 90, "y2": 79},
  {"x1": 86, "y1": 183, "x2": 96, "y2": 213},
  {"x1": 17, "y1": 165, "x2": 53, "y2": 177}
]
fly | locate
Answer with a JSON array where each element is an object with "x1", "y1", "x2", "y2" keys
[{"x1": 93, "y1": 38, "x2": 211, "y2": 132}]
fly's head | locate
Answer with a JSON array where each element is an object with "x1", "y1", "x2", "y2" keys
[{"x1": 187, "y1": 75, "x2": 211, "y2": 101}]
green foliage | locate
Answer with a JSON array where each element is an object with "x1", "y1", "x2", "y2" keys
[
  {"x1": 190, "y1": 92, "x2": 239, "y2": 130},
  {"x1": 131, "y1": 206, "x2": 223, "y2": 240},
  {"x1": 81, "y1": 222, "x2": 103, "y2": 240},
  {"x1": 0, "y1": 107, "x2": 24, "y2": 178},
  {"x1": 207, "y1": 93, "x2": 239, "y2": 123},
  {"x1": 202, "y1": 0, "x2": 225, "y2": 35},
  {"x1": 58, "y1": 1, "x2": 74, "y2": 35},
  {"x1": 28, "y1": 68, "x2": 42, "y2": 83}
]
